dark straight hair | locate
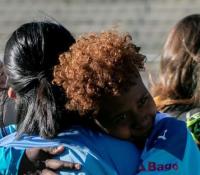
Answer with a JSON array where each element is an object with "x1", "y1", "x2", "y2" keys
[{"x1": 3, "y1": 21, "x2": 75, "y2": 138}]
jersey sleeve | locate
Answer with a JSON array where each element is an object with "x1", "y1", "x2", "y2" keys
[
  {"x1": 0, "y1": 147, "x2": 25, "y2": 175},
  {"x1": 136, "y1": 117, "x2": 200, "y2": 175},
  {"x1": 0, "y1": 124, "x2": 16, "y2": 138},
  {"x1": 0, "y1": 125, "x2": 22, "y2": 174}
]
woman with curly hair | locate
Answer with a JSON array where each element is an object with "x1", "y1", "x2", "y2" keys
[
  {"x1": 53, "y1": 30, "x2": 200, "y2": 174},
  {"x1": 151, "y1": 14, "x2": 200, "y2": 148},
  {"x1": 53, "y1": 31, "x2": 150, "y2": 148}
]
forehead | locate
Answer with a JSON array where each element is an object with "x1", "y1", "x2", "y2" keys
[{"x1": 99, "y1": 76, "x2": 147, "y2": 116}]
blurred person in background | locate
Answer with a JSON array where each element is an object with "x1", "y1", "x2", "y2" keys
[
  {"x1": 151, "y1": 14, "x2": 200, "y2": 148},
  {"x1": 0, "y1": 61, "x2": 16, "y2": 137}
]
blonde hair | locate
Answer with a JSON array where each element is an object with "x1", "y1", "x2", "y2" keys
[{"x1": 151, "y1": 14, "x2": 200, "y2": 112}]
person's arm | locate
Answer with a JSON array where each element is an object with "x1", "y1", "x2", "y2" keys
[
  {"x1": 0, "y1": 125, "x2": 22, "y2": 174},
  {"x1": 0, "y1": 124, "x2": 16, "y2": 139}
]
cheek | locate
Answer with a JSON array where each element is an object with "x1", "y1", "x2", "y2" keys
[
  {"x1": 108, "y1": 125, "x2": 132, "y2": 140},
  {"x1": 147, "y1": 97, "x2": 157, "y2": 114}
]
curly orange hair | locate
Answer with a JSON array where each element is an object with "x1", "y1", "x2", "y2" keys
[{"x1": 53, "y1": 31, "x2": 146, "y2": 116}]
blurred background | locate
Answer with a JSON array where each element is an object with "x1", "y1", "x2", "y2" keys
[{"x1": 0, "y1": 0, "x2": 200, "y2": 86}]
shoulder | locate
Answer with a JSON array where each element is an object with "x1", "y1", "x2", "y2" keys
[
  {"x1": 146, "y1": 114, "x2": 187, "y2": 160},
  {"x1": 0, "y1": 124, "x2": 16, "y2": 138}
]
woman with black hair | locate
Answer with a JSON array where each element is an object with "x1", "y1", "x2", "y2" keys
[
  {"x1": 0, "y1": 21, "x2": 82, "y2": 174},
  {"x1": 4, "y1": 21, "x2": 76, "y2": 138}
]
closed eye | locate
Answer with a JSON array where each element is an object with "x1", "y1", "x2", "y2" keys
[
  {"x1": 112, "y1": 113, "x2": 129, "y2": 124},
  {"x1": 138, "y1": 93, "x2": 149, "y2": 108}
]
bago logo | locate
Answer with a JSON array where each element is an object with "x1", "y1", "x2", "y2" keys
[{"x1": 138, "y1": 162, "x2": 178, "y2": 172}]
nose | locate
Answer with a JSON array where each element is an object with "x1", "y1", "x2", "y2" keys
[
  {"x1": 129, "y1": 111, "x2": 142, "y2": 129},
  {"x1": 129, "y1": 110, "x2": 149, "y2": 130}
]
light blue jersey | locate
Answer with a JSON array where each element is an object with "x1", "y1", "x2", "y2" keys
[
  {"x1": 0, "y1": 124, "x2": 24, "y2": 174},
  {"x1": 1, "y1": 113, "x2": 199, "y2": 175},
  {"x1": 0, "y1": 124, "x2": 16, "y2": 138},
  {"x1": 0, "y1": 126, "x2": 140, "y2": 175},
  {"x1": 137, "y1": 112, "x2": 200, "y2": 175}
]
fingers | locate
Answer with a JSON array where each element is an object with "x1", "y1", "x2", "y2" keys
[
  {"x1": 26, "y1": 145, "x2": 65, "y2": 161},
  {"x1": 25, "y1": 148, "x2": 47, "y2": 162},
  {"x1": 41, "y1": 169, "x2": 57, "y2": 175},
  {"x1": 45, "y1": 159, "x2": 81, "y2": 170},
  {"x1": 41, "y1": 145, "x2": 65, "y2": 156},
  {"x1": 24, "y1": 146, "x2": 81, "y2": 174}
]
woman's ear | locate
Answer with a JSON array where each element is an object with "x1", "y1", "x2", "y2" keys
[{"x1": 8, "y1": 87, "x2": 16, "y2": 99}]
